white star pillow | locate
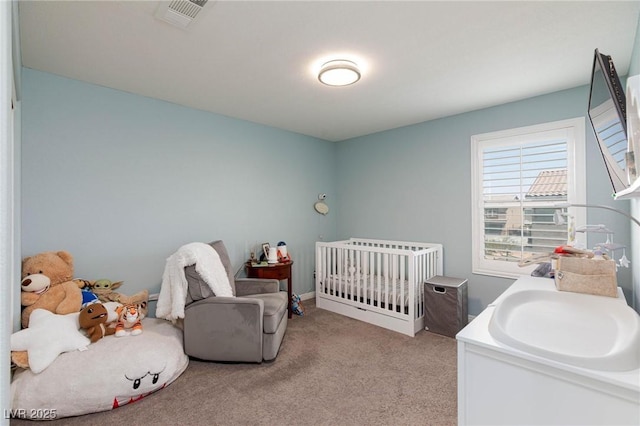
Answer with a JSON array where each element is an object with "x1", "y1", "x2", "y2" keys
[{"x1": 11, "y1": 309, "x2": 90, "y2": 374}]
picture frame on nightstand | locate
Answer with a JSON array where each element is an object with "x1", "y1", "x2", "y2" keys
[{"x1": 261, "y1": 242, "x2": 270, "y2": 259}]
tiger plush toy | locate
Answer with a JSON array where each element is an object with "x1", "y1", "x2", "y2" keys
[{"x1": 114, "y1": 301, "x2": 147, "y2": 337}]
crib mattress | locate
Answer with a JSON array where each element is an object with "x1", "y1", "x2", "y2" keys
[{"x1": 320, "y1": 275, "x2": 418, "y2": 308}]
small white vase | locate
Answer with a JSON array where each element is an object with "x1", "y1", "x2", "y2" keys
[{"x1": 267, "y1": 247, "x2": 278, "y2": 264}]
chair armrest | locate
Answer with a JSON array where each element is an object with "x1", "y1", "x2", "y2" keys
[
  {"x1": 235, "y1": 278, "x2": 279, "y2": 296},
  {"x1": 184, "y1": 297, "x2": 264, "y2": 322},
  {"x1": 183, "y1": 297, "x2": 264, "y2": 362}
]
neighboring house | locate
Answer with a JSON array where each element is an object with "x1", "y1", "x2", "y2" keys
[
  {"x1": 526, "y1": 169, "x2": 568, "y2": 199},
  {"x1": 525, "y1": 169, "x2": 569, "y2": 250},
  {"x1": 484, "y1": 169, "x2": 568, "y2": 261}
]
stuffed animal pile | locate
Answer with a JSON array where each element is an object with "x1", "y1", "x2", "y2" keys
[{"x1": 11, "y1": 250, "x2": 150, "y2": 373}]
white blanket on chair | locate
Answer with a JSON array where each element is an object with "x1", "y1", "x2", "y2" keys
[{"x1": 156, "y1": 242, "x2": 233, "y2": 322}]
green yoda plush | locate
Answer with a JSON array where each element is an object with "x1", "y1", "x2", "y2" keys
[{"x1": 90, "y1": 279, "x2": 125, "y2": 303}]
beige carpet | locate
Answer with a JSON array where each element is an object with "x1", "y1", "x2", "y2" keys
[{"x1": 11, "y1": 299, "x2": 458, "y2": 425}]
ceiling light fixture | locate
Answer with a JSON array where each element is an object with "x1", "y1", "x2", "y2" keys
[{"x1": 318, "y1": 60, "x2": 361, "y2": 86}]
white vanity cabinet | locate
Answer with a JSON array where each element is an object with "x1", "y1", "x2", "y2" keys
[{"x1": 457, "y1": 277, "x2": 640, "y2": 425}]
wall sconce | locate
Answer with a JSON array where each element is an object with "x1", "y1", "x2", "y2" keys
[{"x1": 314, "y1": 193, "x2": 329, "y2": 215}]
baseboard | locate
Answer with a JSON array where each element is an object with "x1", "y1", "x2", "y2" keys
[
  {"x1": 150, "y1": 291, "x2": 314, "y2": 302},
  {"x1": 299, "y1": 291, "x2": 315, "y2": 301}
]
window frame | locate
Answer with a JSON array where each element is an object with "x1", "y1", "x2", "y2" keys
[{"x1": 471, "y1": 117, "x2": 587, "y2": 279}]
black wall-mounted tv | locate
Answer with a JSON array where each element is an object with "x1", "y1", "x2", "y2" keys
[{"x1": 587, "y1": 48, "x2": 629, "y2": 194}]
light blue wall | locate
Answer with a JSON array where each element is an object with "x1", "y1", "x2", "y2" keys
[
  {"x1": 21, "y1": 69, "x2": 337, "y2": 306},
  {"x1": 336, "y1": 85, "x2": 632, "y2": 315},
  {"x1": 22, "y1": 48, "x2": 637, "y2": 318}
]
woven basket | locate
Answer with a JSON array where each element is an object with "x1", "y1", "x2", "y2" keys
[{"x1": 554, "y1": 256, "x2": 617, "y2": 298}]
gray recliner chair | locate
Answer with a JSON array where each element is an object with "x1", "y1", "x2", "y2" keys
[{"x1": 182, "y1": 240, "x2": 288, "y2": 362}]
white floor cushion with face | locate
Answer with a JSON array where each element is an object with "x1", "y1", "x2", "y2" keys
[{"x1": 10, "y1": 318, "x2": 189, "y2": 420}]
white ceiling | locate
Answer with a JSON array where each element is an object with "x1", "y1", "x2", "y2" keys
[{"x1": 18, "y1": 1, "x2": 640, "y2": 142}]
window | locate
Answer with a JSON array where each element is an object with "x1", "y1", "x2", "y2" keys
[{"x1": 471, "y1": 118, "x2": 586, "y2": 278}]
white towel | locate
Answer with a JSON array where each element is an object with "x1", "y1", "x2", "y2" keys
[{"x1": 156, "y1": 242, "x2": 233, "y2": 322}]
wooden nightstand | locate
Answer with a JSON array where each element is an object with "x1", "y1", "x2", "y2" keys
[{"x1": 245, "y1": 261, "x2": 294, "y2": 318}]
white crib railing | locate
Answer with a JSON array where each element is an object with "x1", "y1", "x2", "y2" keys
[{"x1": 316, "y1": 238, "x2": 443, "y2": 336}]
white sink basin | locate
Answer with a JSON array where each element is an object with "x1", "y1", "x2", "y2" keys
[{"x1": 488, "y1": 289, "x2": 640, "y2": 371}]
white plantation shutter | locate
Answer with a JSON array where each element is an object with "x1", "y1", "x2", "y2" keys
[{"x1": 471, "y1": 118, "x2": 586, "y2": 278}]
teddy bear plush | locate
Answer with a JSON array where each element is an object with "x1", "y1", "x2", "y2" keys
[
  {"x1": 119, "y1": 289, "x2": 149, "y2": 307},
  {"x1": 13, "y1": 251, "x2": 84, "y2": 369},
  {"x1": 20, "y1": 251, "x2": 83, "y2": 329}
]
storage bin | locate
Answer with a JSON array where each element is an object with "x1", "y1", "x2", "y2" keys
[
  {"x1": 554, "y1": 256, "x2": 617, "y2": 297},
  {"x1": 424, "y1": 275, "x2": 468, "y2": 337}
]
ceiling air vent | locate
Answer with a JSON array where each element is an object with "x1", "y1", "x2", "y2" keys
[{"x1": 156, "y1": 0, "x2": 209, "y2": 29}]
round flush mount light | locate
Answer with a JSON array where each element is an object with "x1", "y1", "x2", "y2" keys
[{"x1": 318, "y1": 60, "x2": 361, "y2": 86}]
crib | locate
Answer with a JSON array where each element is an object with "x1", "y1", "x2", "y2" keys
[{"x1": 315, "y1": 238, "x2": 443, "y2": 336}]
